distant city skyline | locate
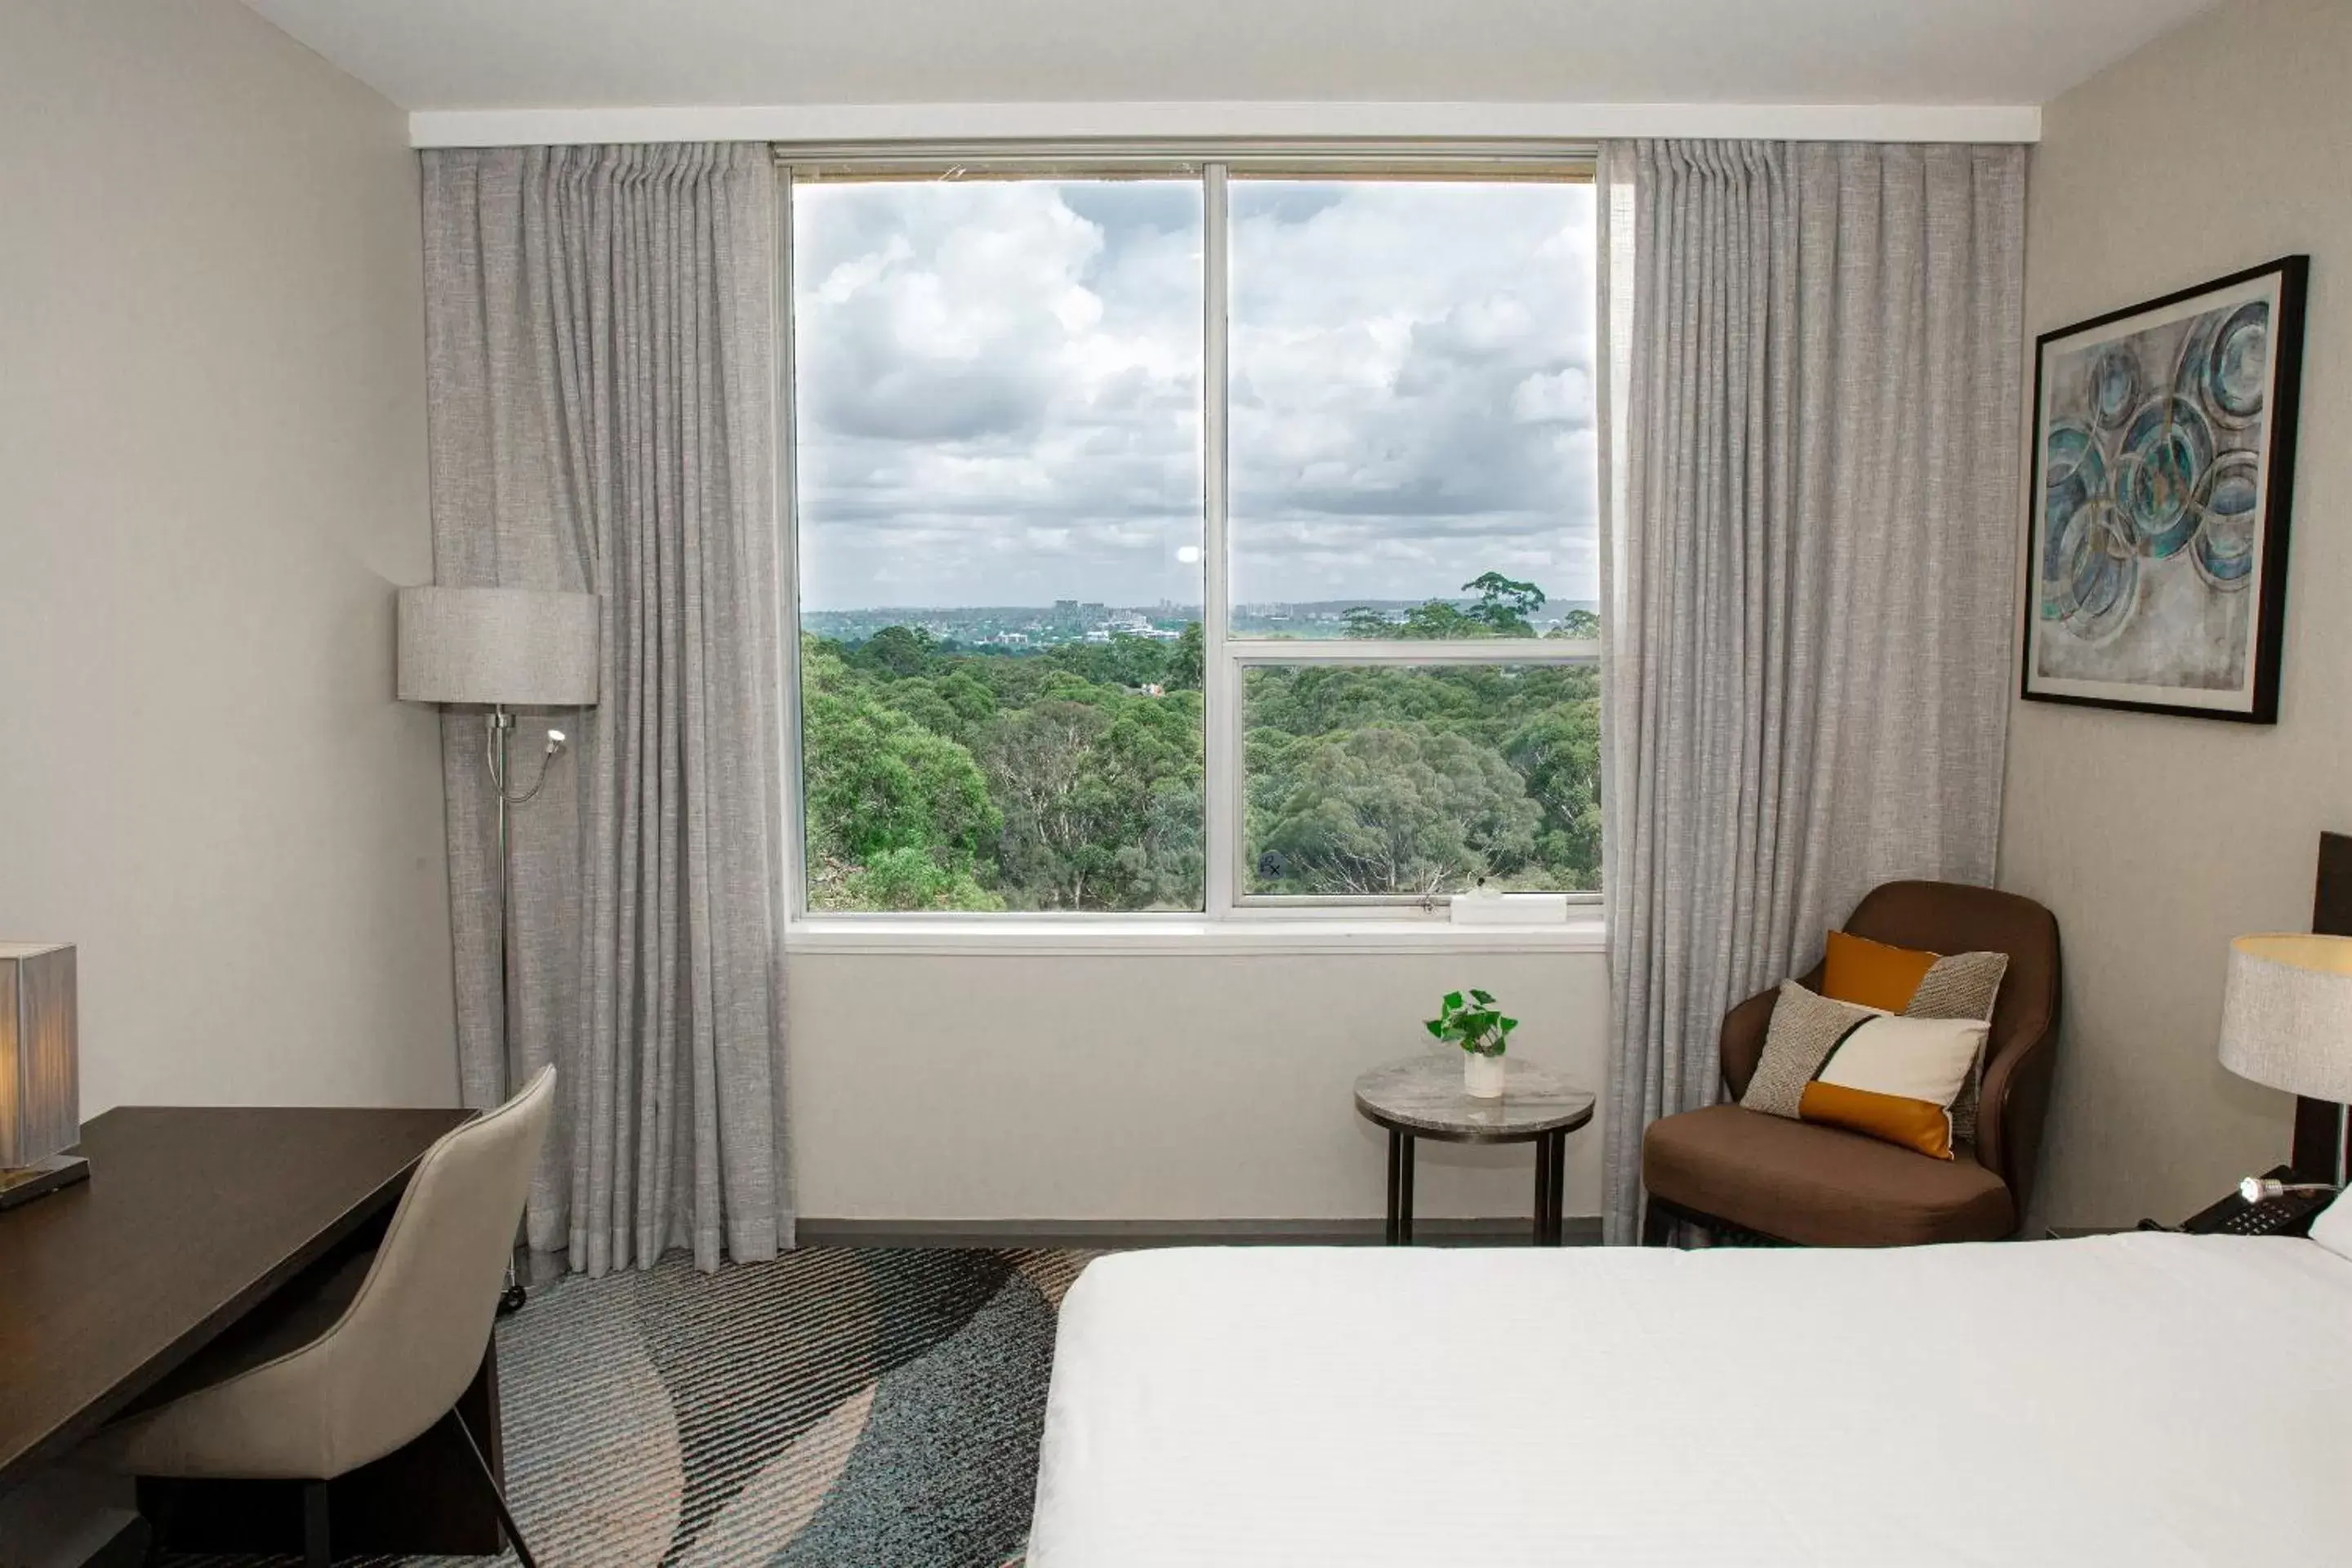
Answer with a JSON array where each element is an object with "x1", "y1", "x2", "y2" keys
[
  {"x1": 791, "y1": 176, "x2": 1597, "y2": 613},
  {"x1": 802, "y1": 595, "x2": 1601, "y2": 652},
  {"x1": 800, "y1": 596, "x2": 1602, "y2": 617}
]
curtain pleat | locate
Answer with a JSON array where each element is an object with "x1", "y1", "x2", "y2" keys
[
  {"x1": 1596, "y1": 140, "x2": 2026, "y2": 1243},
  {"x1": 421, "y1": 145, "x2": 791, "y2": 1275}
]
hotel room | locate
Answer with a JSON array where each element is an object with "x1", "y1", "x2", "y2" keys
[{"x1": 1, "y1": 0, "x2": 2347, "y2": 1563}]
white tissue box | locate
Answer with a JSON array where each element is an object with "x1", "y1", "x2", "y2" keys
[{"x1": 1450, "y1": 892, "x2": 1570, "y2": 925}]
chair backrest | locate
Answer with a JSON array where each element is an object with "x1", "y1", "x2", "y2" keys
[
  {"x1": 1837, "y1": 881, "x2": 2060, "y2": 1081},
  {"x1": 301, "y1": 1066, "x2": 555, "y2": 1474}
]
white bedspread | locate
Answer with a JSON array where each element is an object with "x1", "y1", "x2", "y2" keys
[{"x1": 1029, "y1": 1236, "x2": 2352, "y2": 1566}]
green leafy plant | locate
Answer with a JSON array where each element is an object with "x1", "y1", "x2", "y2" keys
[{"x1": 1426, "y1": 988, "x2": 1517, "y2": 1058}]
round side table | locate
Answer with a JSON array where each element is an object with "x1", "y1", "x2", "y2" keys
[{"x1": 1352, "y1": 1054, "x2": 1597, "y2": 1246}]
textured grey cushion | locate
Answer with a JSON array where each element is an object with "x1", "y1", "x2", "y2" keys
[
  {"x1": 1904, "y1": 951, "x2": 2009, "y2": 1143},
  {"x1": 1742, "y1": 982, "x2": 1878, "y2": 1119}
]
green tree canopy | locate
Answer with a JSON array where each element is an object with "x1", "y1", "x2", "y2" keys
[
  {"x1": 801, "y1": 657, "x2": 1002, "y2": 910},
  {"x1": 978, "y1": 691, "x2": 1205, "y2": 910},
  {"x1": 1353, "y1": 573, "x2": 1549, "y2": 639},
  {"x1": 1504, "y1": 705, "x2": 1602, "y2": 888},
  {"x1": 1169, "y1": 621, "x2": 1205, "y2": 691},
  {"x1": 1462, "y1": 572, "x2": 1546, "y2": 635},
  {"x1": 836, "y1": 846, "x2": 1000, "y2": 912},
  {"x1": 1251, "y1": 722, "x2": 1541, "y2": 896},
  {"x1": 800, "y1": 577, "x2": 1600, "y2": 913},
  {"x1": 858, "y1": 623, "x2": 939, "y2": 677}
]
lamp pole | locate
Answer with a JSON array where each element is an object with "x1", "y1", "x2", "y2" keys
[{"x1": 485, "y1": 706, "x2": 566, "y2": 1313}]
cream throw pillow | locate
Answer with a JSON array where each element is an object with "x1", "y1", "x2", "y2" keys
[{"x1": 1742, "y1": 982, "x2": 1989, "y2": 1160}]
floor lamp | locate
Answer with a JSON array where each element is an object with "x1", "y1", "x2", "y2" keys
[{"x1": 397, "y1": 586, "x2": 600, "y2": 1308}]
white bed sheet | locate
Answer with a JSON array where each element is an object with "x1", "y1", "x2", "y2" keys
[{"x1": 1029, "y1": 1235, "x2": 2352, "y2": 1567}]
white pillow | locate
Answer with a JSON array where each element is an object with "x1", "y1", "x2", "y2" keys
[{"x1": 2307, "y1": 1187, "x2": 2352, "y2": 1263}]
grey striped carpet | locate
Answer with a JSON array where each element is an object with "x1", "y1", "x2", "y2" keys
[{"x1": 176, "y1": 1247, "x2": 1094, "y2": 1568}]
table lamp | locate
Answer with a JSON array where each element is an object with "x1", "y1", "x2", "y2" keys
[
  {"x1": 1, "y1": 942, "x2": 85, "y2": 1209},
  {"x1": 2218, "y1": 933, "x2": 2352, "y2": 1190}
]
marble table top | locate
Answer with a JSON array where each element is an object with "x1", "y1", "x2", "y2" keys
[{"x1": 1352, "y1": 1053, "x2": 1597, "y2": 1143}]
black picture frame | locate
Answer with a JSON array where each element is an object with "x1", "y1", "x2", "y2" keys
[{"x1": 2021, "y1": 254, "x2": 2307, "y2": 724}]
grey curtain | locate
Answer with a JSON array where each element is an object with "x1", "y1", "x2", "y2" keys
[
  {"x1": 421, "y1": 145, "x2": 791, "y2": 1274},
  {"x1": 1594, "y1": 140, "x2": 2025, "y2": 1243}
]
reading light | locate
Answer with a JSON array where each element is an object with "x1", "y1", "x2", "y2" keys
[{"x1": 2239, "y1": 1176, "x2": 2339, "y2": 1205}]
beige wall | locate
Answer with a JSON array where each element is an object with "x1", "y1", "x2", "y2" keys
[
  {"x1": 2004, "y1": 0, "x2": 2352, "y2": 1227},
  {"x1": 791, "y1": 950, "x2": 1608, "y2": 1223},
  {"x1": 0, "y1": 0, "x2": 452, "y2": 1115}
]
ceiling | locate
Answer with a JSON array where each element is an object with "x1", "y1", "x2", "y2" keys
[{"x1": 242, "y1": 0, "x2": 2218, "y2": 114}]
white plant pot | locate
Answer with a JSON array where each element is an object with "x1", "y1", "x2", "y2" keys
[{"x1": 1463, "y1": 1050, "x2": 1507, "y2": 1099}]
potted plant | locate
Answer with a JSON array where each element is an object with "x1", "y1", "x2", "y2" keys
[{"x1": 1426, "y1": 988, "x2": 1517, "y2": 1098}]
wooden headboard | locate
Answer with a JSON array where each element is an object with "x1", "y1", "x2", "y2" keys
[{"x1": 2292, "y1": 832, "x2": 2352, "y2": 1176}]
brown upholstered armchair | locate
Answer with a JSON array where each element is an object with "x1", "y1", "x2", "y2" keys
[{"x1": 1641, "y1": 880, "x2": 2061, "y2": 1246}]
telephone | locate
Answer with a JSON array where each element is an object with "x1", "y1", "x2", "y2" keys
[{"x1": 2171, "y1": 1165, "x2": 2336, "y2": 1237}]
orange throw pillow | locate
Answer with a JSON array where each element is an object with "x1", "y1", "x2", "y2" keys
[{"x1": 1822, "y1": 929, "x2": 1940, "y2": 1013}]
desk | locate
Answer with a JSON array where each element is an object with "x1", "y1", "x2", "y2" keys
[{"x1": 0, "y1": 1106, "x2": 505, "y2": 1556}]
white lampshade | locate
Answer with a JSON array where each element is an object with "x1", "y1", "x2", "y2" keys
[
  {"x1": 2217, "y1": 933, "x2": 2352, "y2": 1102},
  {"x1": 397, "y1": 586, "x2": 599, "y2": 707}
]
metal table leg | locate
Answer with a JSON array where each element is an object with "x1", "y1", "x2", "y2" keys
[
  {"x1": 1532, "y1": 1133, "x2": 1554, "y2": 1246},
  {"x1": 1386, "y1": 1131, "x2": 1415, "y2": 1245},
  {"x1": 1400, "y1": 1136, "x2": 1414, "y2": 1244},
  {"x1": 1385, "y1": 1129, "x2": 1402, "y2": 1245},
  {"x1": 1544, "y1": 1130, "x2": 1567, "y2": 1245}
]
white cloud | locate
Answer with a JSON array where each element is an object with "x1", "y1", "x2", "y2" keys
[{"x1": 792, "y1": 176, "x2": 1597, "y2": 612}]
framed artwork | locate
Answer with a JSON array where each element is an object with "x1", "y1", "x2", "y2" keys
[{"x1": 2024, "y1": 255, "x2": 2308, "y2": 723}]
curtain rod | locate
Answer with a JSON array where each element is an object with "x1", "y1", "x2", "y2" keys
[{"x1": 768, "y1": 137, "x2": 1601, "y2": 173}]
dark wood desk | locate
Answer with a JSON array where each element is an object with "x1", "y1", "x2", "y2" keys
[{"x1": 0, "y1": 1106, "x2": 505, "y2": 1556}]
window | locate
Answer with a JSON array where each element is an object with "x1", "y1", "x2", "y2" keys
[{"x1": 786, "y1": 157, "x2": 1598, "y2": 920}]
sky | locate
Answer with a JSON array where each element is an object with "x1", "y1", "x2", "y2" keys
[{"x1": 791, "y1": 175, "x2": 1597, "y2": 612}]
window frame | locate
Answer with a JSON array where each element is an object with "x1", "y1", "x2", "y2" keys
[{"x1": 777, "y1": 144, "x2": 1603, "y2": 943}]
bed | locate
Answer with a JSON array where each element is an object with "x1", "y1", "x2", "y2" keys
[{"x1": 1028, "y1": 1234, "x2": 2352, "y2": 1566}]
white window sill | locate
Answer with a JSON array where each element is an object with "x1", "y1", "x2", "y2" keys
[{"x1": 784, "y1": 915, "x2": 1607, "y2": 957}]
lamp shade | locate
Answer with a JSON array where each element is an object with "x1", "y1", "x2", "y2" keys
[
  {"x1": 2217, "y1": 933, "x2": 2352, "y2": 1102},
  {"x1": 397, "y1": 586, "x2": 600, "y2": 707},
  {"x1": 0, "y1": 943, "x2": 78, "y2": 1169}
]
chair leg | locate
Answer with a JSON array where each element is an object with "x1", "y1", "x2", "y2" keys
[
  {"x1": 1640, "y1": 1196, "x2": 1672, "y2": 1247},
  {"x1": 137, "y1": 1485, "x2": 178, "y2": 1568},
  {"x1": 301, "y1": 1479, "x2": 331, "y2": 1568},
  {"x1": 447, "y1": 1409, "x2": 538, "y2": 1568}
]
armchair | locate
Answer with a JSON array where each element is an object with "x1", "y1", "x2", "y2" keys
[{"x1": 1641, "y1": 880, "x2": 2060, "y2": 1246}]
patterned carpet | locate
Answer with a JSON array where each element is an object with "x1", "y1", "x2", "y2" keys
[{"x1": 176, "y1": 1247, "x2": 1094, "y2": 1568}]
